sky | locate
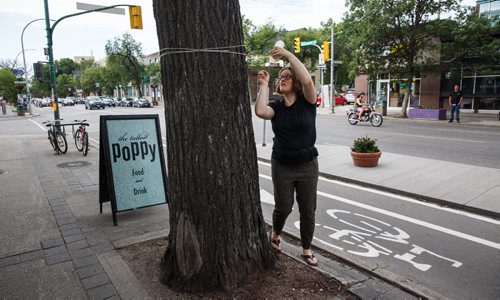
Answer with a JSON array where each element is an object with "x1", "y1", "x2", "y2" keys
[{"x1": 0, "y1": 0, "x2": 477, "y2": 74}]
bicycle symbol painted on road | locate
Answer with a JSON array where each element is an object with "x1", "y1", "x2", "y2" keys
[{"x1": 295, "y1": 209, "x2": 463, "y2": 272}]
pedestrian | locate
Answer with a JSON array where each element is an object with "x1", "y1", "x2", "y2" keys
[
  {"x1": 1, "y1": 97, "x2": 7, "y2": 115},
  {"x1": 449, "y1": 84, "x2": 463, "y2": 123},
  {"x1": 255, "y1": 46, "x2": 319, "y2": 266}
]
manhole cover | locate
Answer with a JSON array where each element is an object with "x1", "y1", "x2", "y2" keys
[
  {"x1": 57, "y1": 161, "x2": 91, "y2": 168},
  {"x1": 0, "y1": 168, "x2": 7, "y2": 175}
]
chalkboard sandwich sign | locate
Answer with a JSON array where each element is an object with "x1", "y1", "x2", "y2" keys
[{"x1": 99, "y1": 115, "x2": 168, "y2": 225}]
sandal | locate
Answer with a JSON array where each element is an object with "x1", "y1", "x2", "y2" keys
[
  {"x1": 301, "y1": 254, "x2": 318, "y2": 266},
  {"x1": 269, "y1": 237, "x2": 281, "y2": 253}
]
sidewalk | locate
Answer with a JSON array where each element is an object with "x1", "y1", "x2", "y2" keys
[{"x1": 1, "y1": 110, "x2": 499, "y2": 299}]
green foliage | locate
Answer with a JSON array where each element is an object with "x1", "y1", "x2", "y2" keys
[
  {"x1": 0, "y1": 68, "x2": 17, "y2": 102},
  {"x1": 145, "y1": 62, "x2": 161, "y2": 85},
  {"x1": 344, "y1": 0, "x2": 461, "y2": 78},
  {"x1": 441, "y1": 7, "x2": 500, "y2": 73},
  {"x1": 351, "y1": 135, "x2": 380, "y2": 153},
  {"x1": 56, "y1": 74, "x2": 75, "y2": 97},
  {"x1": 55, "y1": 58, "x2": 76, "y2": 76},
  {"x1": 105, "y1": 33, "x2": 143, "y2": 97},
  {"x1": 80, "y1": 67, "x2": 103, "y2": 96}
]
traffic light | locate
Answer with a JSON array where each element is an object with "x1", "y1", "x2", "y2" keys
[
  {"x1": 294, "y1": 37, "x2": 301, "y2": 53},
  {"x1": 323, "y1": 41, "x2": 330, "y2": 62},
  {"x1": 129, "y1": 6, "x2": 143, "y2": 29},
  {"x1": 33, "y1": 62, "x2": 44, "y2": 81}
]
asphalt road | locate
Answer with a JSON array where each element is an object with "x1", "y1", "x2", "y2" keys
[
  {"x1": 253, "y1": 109, "x2": 500, "y2": 169},
  {"x1": 13, "y1": 104, "x2": 500, "y2": 298},
  {"x1": 257, "y1": 162, "x2": 500, "y2": 299}
]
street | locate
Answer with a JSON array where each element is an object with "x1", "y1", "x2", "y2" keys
[{"x1": 2, "y1": 104, "x2": 500, "y2": 298}]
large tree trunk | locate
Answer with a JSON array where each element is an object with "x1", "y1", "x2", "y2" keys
[{"x1": 153, "y1": 0, "x2": 276, "y2": 292}]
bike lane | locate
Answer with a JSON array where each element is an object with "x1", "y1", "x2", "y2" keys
[{"x1": 258, "y1": 162, "x2": 500, "y2": 299}]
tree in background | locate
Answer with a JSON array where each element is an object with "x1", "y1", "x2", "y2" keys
[
  {"x1": 0, "y1": 68, "x2": 17, "y2": 102},
  {"x1": 55, "y1": 58, "x2": 76, "y2": 76},
  {"x1": 105, "y1": 33, "x2": 143, "y2": 97},
  {"x1": 344, "y1": 0, "x2": 461, "y2": 117},
  {"x1": 80, "y1": 66, "x2": 103, "y2": 96},
  {"x1": 153, "y1": 0, "x2": 276, "y2": 292},
  {"x1": 144, "y1": 62, "x2": 160, "y2": 105},
  {"x1": 55, "y1": 73, "x2": 75, "y2": 98},
  {"x1": 441, "y1": 6, "x2": 500, "y2": 79}
]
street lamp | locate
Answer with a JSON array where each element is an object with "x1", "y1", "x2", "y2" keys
[{"x1": 21, "y1": 18, "x2": 53, "y2": 115}]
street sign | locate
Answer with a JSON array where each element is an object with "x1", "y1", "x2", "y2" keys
[
  {"x1": 76, "y1": 2, "x2": 125, "y2": 15},
  {"x1": 14, "y1": 81, "x2": 26, "y2": 85},
  {"x1": 333, "y1": 60, "x2": 343, "y2": 65},
  {"x1": 12, "y1": 69, "x2": 24, "y2": 77},
  {"x1": 300, "y1": 40, "x2": 317, "y2": 46}
]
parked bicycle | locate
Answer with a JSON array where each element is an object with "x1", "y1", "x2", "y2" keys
[
  {"x1": 42, "y1": 120, "x2": 68, "y2": 155},
  {"x1": 72, "y1": 119, "x2": 90, "y2": 156}
]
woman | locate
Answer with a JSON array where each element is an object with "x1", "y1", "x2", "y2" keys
[
  {"x1": 354, "y1": 92, "x2": 366, "y2": 119},
  {"x1": 255, "y1": 46, "x2": 319, "y2": 266}
]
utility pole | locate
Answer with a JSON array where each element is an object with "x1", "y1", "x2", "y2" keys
[
  {"x1": 42, "y1": 1, "x2": 142, "y2": 122},
  {"x1": 330, "y1": 24, "x2": 335, "y2": 114},
  {"x1": 22, "y1": 18, "x2": 46, "y2": 115}
]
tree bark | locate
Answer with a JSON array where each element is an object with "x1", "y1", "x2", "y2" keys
[{"x1": 153, "y1": 0, "x2": 276, "y2": 292}]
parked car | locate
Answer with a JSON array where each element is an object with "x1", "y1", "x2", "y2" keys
[
  {"x1": 85, "y1": 96, "x2": 104, "y2": 110},
  {"x1": 132, "y1": 98, "x2": 151, "y2": 108},
  {"x1": 38, "y1": 98, "x2": 50, "y2": 107},
  {"x1": 62, "y1": 97, "x2": 75, "y2": 106},
  {"x1": 120, "y1": 97, "x2": 134, "y2": 107},
  {"x1": 335, "y1": 93, "x2": 348, "y2": 106},
  {"x1": 342, "y1": 89, "x2": 357, "y2": 104},
  {"x1": 101, "y1": 97, "x2": 115, "y2": 107}
]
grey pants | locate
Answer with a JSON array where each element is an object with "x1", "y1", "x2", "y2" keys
[{"x1": 271, "y1": 158, "x2": 318, "y2": 249}]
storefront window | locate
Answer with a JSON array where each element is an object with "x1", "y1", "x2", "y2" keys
[{"x1": 476, "y1": 76, "x2": 499, "y2": 95}]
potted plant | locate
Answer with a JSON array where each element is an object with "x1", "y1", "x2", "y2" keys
[{"x1": 350, "y1": 135, "x2": 382, "y2": 167}]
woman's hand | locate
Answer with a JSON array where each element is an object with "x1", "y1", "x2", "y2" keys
[
  {"x1": 269, "y1": 47, "x2": 290, "y2": 59},
  {"x1": 257, "y1": 70, "x2": 269, "y2": 86}
]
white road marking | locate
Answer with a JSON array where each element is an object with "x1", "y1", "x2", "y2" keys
[
  {"x1": 260, "y1": 189, "x2": 275, "y2": 205},
  {"x1": 258, "y1": 161, "x2": 500, "y2": 225},
  {"x1": 29, "y1": 119, "x2": 47, "y2": 131},
  {"x1": 258, "y1": 175, "x2": 500, "y2": 250}
]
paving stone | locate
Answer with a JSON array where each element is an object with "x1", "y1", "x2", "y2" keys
[
  {"x1": 20, "y1": 250, "x2": 43, "y2": 262},
  {"x1": 62, "y1": 228, "x2": 82, "y2": 237},
  {"x1": 67, "y1": 239, "x2": 90, "y2": 251},
  {"x1": 44, "y1": 245, "x2": 68, "y2": 257},
  {"x1": 73, "y1": 255, "x2": 99, "y2": 268},
  {"x1": 59, "y1": 223, "x2": 80, "y2": 231},
  {"x1": 91, "y1": 243, "x2": 114, "y2": 254},
  {"x1": 81, "y1": 273, "x2": 111, "y2": 290},
  {"x1": 86, "y1": 283, "x2": 117, "y2": 299},
  {"x1": 86, "y1": 235, "x2": 109, "y2": 246},
  {"x1": 76, "y1": 263, "x2": 105, "y2": 279},
  {"x1": 69, "y1": 248, "x2": 94, "y2": 260},
  {"x1": 41, "y1": 237, "x2": 64, "y2": 249},
  {"x1": 45, "y1": 252, "x2": 71, "y2": 265},
  {"x1": 64, "y1": 234, "x2": 86, "y2": 244},
  {"x1": 0, "y1": 255, "x2": 20, "y2": 268},
  {"x1": 56, "y1": 217, "x2": 76, "y2": 226}
]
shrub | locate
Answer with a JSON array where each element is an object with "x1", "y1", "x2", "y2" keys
[{"x1": 351, "y1": 135, "x2": 380, "y2": 153}]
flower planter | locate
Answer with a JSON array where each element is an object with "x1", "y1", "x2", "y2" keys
[
  {"x1": 408, "y1": 108, "x2": 446, "y2": 120},
  {"x1": 350, "y1": 151, "x2": 382, "y2": 167}
]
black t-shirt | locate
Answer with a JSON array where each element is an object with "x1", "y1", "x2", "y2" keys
[
  {"x1": 268, "y1": 95, "x2": 318, "y2": 165},
  {"x1": 450, "y1": 90, "x2": 463, "y2": 105}
]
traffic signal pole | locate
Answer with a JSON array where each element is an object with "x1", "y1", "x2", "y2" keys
[
  {"x1": 330, "y1": 24, "x2": 335, "y2": 114},
  {"x1": 42, "y1": 1, "x2": 141, "y2": 122}
]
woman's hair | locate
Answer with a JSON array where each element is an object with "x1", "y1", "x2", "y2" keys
[{"x1": 275, "y1": 67, "x2": 303, "y2": 95}]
